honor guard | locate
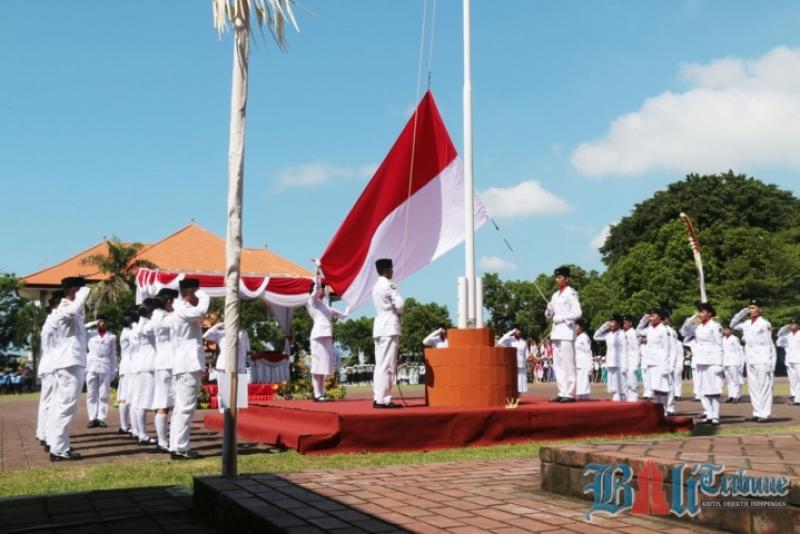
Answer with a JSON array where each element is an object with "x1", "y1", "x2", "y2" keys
[
  {"x1": 594, "y1": 314, "x2": 626, "y2": 401},
  {"x1": 152, "y1": 288, "x2": 179, "y2": 451},
  {"x1": 36, "y1": 292, "x2": 63, "y2": 450},
  {"x1": 637, "y1": 308, "x2": 676, "y2": 415},
  {"x1": 306, "y1": 266, "x2": 347, "y2": 402},
  {"x1": 498, "y1": 326, "x2": 529, "y2": 394},
  {"x1": 423, "y1": 326, "x2": 449, "y2": 348},
  {"x1": 730, "y1": 299, "x2": 775, "y2": 422},
  {"x1": 117, "y1": 312, "x2": 138, "y2": 436},
  {"x1": 371, "y1": 258, "x2": 404, "y2": 408},
  {"x1": 681, "y1": 303, "x2": 724, "y2": 425},
  {"x1": 574, "y1": 319, "x2": 593, "y2": 400},
  {"x1": 721, "y1": 322, "x2": 744, "y2": 403},
  {"x1": 48, "y1": 277, "x2": 90, "y2": 460},
  {"x1": 622, "y1": 315, "x2": 640, "y2": 402},
  {"x1": 776, "y1": 318, "x2": 800, "y2": 405},
  {"x1": 85, "y1": 315, "x2": 117, "y2": 428},
  {"x1": 545, "y1": 266, "x2": 583, "y2": 402}
]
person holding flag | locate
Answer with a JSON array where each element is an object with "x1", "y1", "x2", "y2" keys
[{"x1": 372, "y1": 258, "x2": 404, "y2": 409}]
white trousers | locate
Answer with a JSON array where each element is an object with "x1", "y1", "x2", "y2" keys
[
  {"x1": 624, "y1": 369, "x2": 639, "y2": 402},
  {"x1": 747, "y1": 363, "x2": 773, "y2": 419},
  {"x1": 692, "y1": 367, "x2": 701, "y2": 399},
  {"x1": 723, "y1": 365, "x2": 742, "y2": 400},
  {"x1": 787, "y1": 363, "x2": 800, "y2": 403},
  {"x1": 552, "y1": 340, "x2": 576, "y2": 399},
  {"x1": 373, "y1": 336, "x2": 399, "y2": 404},
  {"x1": 117, "y1": 373, "x2": 129, "y2": 402},
  {"x1": 642, "y1": 367, "x2": 652, "y2": 397},
  {"x1": 517, "y1": 366, "x2": 528, "y2": 394},
  {"x1": 576, "y1": 367, "x2": 591, "y2": 398},
  {"x1": 48, "y1": 366, "x2": 85, "y2": 455},
  {"x1": 169, "y1": 371, "x2": 200, "y2": 453},
  {"x1": 85, "y1": 371, "x2": 111, "y2": 422},
  {"x1": 36, "y1": 373, "x2": 56, "y2": 441},
  {"x1": 673, "y1": 368, "x2": 683, "y2": 397},
  {"x1": 606, "y1": 367, "x2": 624, "y2": 401}
]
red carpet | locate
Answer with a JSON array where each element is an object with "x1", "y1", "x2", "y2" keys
[{"x1": 203, "y1": 397, "x2": 693, "y2": 454}]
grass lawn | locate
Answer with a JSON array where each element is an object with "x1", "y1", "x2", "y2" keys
[{"x1": 2, "y1": 422, "x2": 798, "y2": 499}]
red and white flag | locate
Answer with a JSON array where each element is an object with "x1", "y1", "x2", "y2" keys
[{"x1": 320, "y1": 91, "x2": 488, "y2": 310}]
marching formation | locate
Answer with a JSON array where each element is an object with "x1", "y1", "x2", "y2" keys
[{"x1": 36, "y1": 276, "x2": 210, "y2": 461}]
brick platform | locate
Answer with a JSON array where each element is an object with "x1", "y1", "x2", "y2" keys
[{"x1": 540, "y1": 434, "x2": 800, "y2": 534}]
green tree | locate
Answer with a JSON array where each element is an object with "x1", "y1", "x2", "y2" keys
[
  {"x1": 80, "y1": 236, "x2": 155, "y2": 314},
  {"x1": 398, "y1": 298, "x2": 451, "y2": 362},
  {"x1": 0, "y1": 273, "x2": 24, "y2": 355},
  {"x1": 335, "y1": 316, "x2": 374, "y2": 364}
]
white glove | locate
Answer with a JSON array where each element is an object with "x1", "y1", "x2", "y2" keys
[
  {"x1": 552, "y1": 315, "x2": 564, "y2": 325},
  {"x1": 544, "y1": 306, "x2": 554, "y2": 320}
]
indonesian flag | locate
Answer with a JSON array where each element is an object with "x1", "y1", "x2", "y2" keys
[{"x1": 320, "y1": 91, "x2": 489, "y2": 310}]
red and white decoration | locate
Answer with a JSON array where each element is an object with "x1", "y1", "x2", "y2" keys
[
  {"x1": 135, "y1": 268, "x2": 312, "y2": 333},
  {"x1": 320, "y1": 91, "x2": 488, "y2": 311}
]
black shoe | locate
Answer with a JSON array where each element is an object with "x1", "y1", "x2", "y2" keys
[
  {"x1": 724, "y1": 398, "x2": 734, "y2": 403},
  {"x1": 373, "y1": 401, "x2": 402, "y2": 409},
  {"x1": 170, "y1": 450, "x2": 200, "y2": 460},
  {"x1": 674, "y1": 396, "x2": 682, "y2": 402},
  {"x1": 118, "y1": 428, "x2": 129, "y2": 435},
  {"x1": 711, "y1": 419, "x2": 720, "y2": 426},
  {"x1": 97, "y1": 420, "x2": 107, "y2": 428},
  {"x1": 156, "y1": 444, "x2": 170, "y2": 453},
  {"x1": 138, "y1": 437, "x2": 157, "y2": 446},
  {"x1": 559, "y1": 397, "x2": 576, "y2": 403},
  {"x1": 792, "y1": 401, "x2": 800, "y2": 406},
  {"x1": 87, "y1": 419, "x2": 99, "y2": 429},
  {"x1": 44, "y1": 444, "x2": 50, "y2": 453},
  {"x1": 50, "y1": 450, "x2": 81, "y2": 462},
  {"x1": 549, "y1": 396, "x2": 563, "y2": 403}
]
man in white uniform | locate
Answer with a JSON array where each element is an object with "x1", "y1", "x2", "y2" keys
[
  {"x1": 545, "y1": 266, "x2": 582, "y2": 403},
  {"x1": 636, "y1": 308, "x2": 675, "y2": 415},
  {"x1": 134, "y1": 299, "x2": 158, "y2": 445},
  {"x1": 574, "y1": 319, "x2": 593, "y2": 400},
  {"x1": 204, "y1": 321, "x2": 251, "y2": 411},
  {"x1": 423, "y1": 326, "x2": 448, "y2": 348},
  {"x1": 776, "y1": 319, "x2": 800, "y2": 405},
  {"x1": 721, "y1": 322, "x2": 744, "y2": 403},
  {"x1": 85, "y1": 315, "x2": 117, "y2": 428},
  {"x1": 36, "y1": 292, "x2": 63, "y2": 449},
  {"x1": 594, "y1": 314, "x2": 626, "y2": 401},
  {"x1": 117, "y1": 312, "x2": 138, "y2": 435},
  {"x1": 151, "y1": 289, "x2": 178, "y2": 451},
  {"x1": 730, "y1": 299, "x2": 775, "y2": 422},
  {"x1": 372, "y1": 258, "x2": 404, "y2": 409},
  {"x1": 169, "y1": 278, "x2": 209, "y2": 458},
  {"x1": 681, "y1": 303, "x2": 724, "y2": 425},
  {"x1": 48, "y1": 277, "x2": 90, "y2": 461},
  {"x1": 498, "y1": 326, "x2": 529, "y2": 394},
  {"x1": 306, "y1": 268, "x2": 346, "y2": 401},
  {"x1": 622, "y1": 315, "x2": 640, "y2": 402}
]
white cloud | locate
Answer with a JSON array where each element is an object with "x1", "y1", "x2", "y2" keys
[
  {"x1": 479, "y1": 180, "x2": 571, "y2": 219},
  {"x1": 273, "y1": 162, "x2": 377, "y2": 189},
  {"x1": 571, "y1": 46, "x2": 800, "y2": 177},
  {"x1": 590, "y1": 224, "x2": 612, "y2": 251},
  {"x1": 478, "y1": 256, "x2": 517, "y2": 272}
]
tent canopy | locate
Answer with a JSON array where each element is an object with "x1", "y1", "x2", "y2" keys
[{"x1": 135, "y1": 267, "x2": 312, "y2": 333}]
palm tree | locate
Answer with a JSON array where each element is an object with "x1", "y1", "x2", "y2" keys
[
  {"x1": 80, "y1": 236, "x2": 156, "y2": 313},
  {"x1": 211, "y1": 0, "x2": 300, "y2": 476}
]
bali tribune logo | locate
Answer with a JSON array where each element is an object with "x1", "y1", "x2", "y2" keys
[{"x1": 583, "y1": 460, "x2": 790, "y2": 522}]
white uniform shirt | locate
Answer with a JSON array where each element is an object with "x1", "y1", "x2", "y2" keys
[
  {"x1": 151, "y1": 309, "x2": 175, "y2": 371},
  {"x1": 423, "y1": 330, "x2": 448, "y2": 348},
  {"x1": 306, "y1": 288, "x2": 344, "y2": 339},
  {"x1": 204, "y1": 325, "x2": 251, "y2": 372},
  {"x1": 498, "y1": 331, "x2": 527, "y2": 367},
  {"x1": 52, "y1": 287, "x2": 91, "y2": 371},
  {"x1": 171, "y1": 291, "x2": 210, "y2": 374},
  {"x1": 636, "y1": 317, "x2": 674, "y2": 370},
  {"x1": 546, "y1": 286, "x2": 582, "y2": 341},
  {"x1": 593, "y1": 326, "x2": 626, "y2": 369},
  {"x1": 86, "y1": 331, "x2": 118, "y2": 375},
  {"x1": 119, "y1": 326, "x2": 137, "y2": 376},
  {"x1": 372, "y1": 276, "x2": 403, "y2": 337},
  {"x1": 732, "y1": 315, "x2": 774, "y2": 365},
  {"x1": 623, "y1": 327, "x2": 640, "y2": 370},
  {"x1": 575, "y1": 332, "x2": 593, "y2": 369},
  {"x1": 777, "y1": 330, "x2": 800, "y2": 364},
  {"x1": 722, "y1": 334, "x2": 744, "y2": 366},
  {"x1": 38, "y1": 311, "x2": 60, "y2": 377},
  {"x1": 680, "y1": 317, "x2": 722, "y2": 366},
  {"x1": 136, "y1": 317, "x2": 157, "y2": 372}
]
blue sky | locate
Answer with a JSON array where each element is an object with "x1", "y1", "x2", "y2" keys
[{"x1": 2, "y1": 1, "x2": 800, "y2": 319}]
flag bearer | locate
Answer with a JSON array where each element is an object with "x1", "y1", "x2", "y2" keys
[{"x1": 545, "y1": 266, "x2": 582, "y2": 403}]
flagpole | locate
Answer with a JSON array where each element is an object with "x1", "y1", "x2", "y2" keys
[{"x1": 463, "y1": 0, "x2": 476, "y2": 326}]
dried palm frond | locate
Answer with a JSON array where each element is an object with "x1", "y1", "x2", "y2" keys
[{"x1": 212, "y1": 0, "x2": 300, "y2": 49}]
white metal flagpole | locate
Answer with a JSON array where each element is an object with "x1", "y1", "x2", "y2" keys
[{"x1": 463, "y1": 0, "x2": 476, "y2": 327}]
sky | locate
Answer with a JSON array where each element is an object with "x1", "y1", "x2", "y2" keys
[{"x1": 2, "y1": 0, "x2": 800, "y2": 320}]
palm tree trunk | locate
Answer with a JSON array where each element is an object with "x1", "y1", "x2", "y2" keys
[{"x1": 222, "y1": 17, "x2": 249, "y2": 478}]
